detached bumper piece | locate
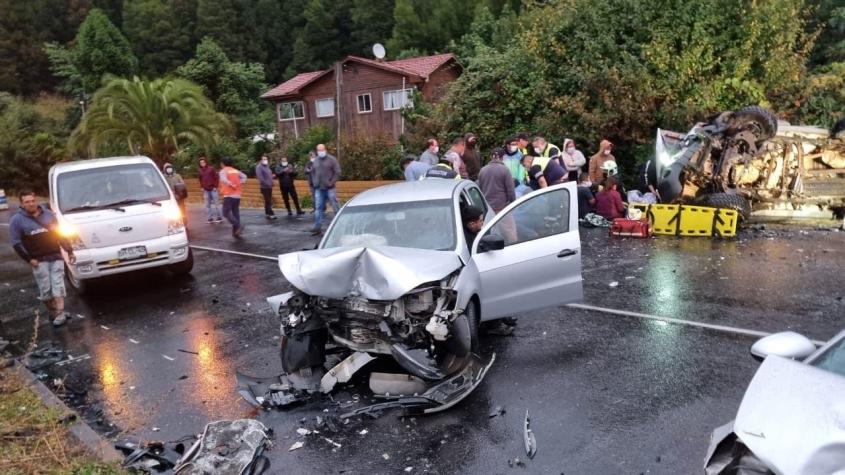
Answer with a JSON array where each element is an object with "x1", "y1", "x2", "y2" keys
[
  {"x1": 340, "y1": 353, "x2": 495, "y2": 418},
  {"x1": 236, "y1": 369, "x2": 322, "y2": 409}
]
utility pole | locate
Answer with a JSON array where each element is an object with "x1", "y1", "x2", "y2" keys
[{"x1": 335, "y1": 61, "x2": 342, "y2": 160}]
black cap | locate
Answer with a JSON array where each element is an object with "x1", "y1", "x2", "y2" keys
[{"x1": 491, "y1": 147, "x2": 506, "y2": 158}]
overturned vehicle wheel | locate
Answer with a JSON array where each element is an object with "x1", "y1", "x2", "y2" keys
[{"x1": 697, "y1": 193, "x2": 752, "y2": 222}]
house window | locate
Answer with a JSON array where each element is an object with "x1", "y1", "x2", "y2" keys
[
  {"x1": 383, "y1": 89, "x2": 413, "y2": 111},
  {"x1": 279, "y1": 101, "x2": 304, "y2": 121},
  {"x1": 315, "y1": 98, "x2": 335, "y2": 118},
  {"x1": 357, "y1": 93, "x2": 372, "y2": 113}
]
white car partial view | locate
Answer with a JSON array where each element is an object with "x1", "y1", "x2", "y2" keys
[
  {"x1": 49, "y1": 156, "x2": 193, "y2": 294},
  {"x1": 704, "y1": 330, "x2": 845, "y2": 474},
  {"x1": 238, "y1": 179, "x2": 584, "y2": 415}
]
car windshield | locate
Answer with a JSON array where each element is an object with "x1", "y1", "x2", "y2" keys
[
  {"x1": 322, "y1": 199, "x2": 456, "y2": 251},
  {"x1": 57, "y1": 163, "x2": 171, "y2": 213},
  {"x1": 810, "y1": 335, "x2": 845, "y2": 378}
]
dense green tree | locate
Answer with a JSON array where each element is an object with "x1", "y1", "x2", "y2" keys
[
  {"x1": 176, "y1": 37, "x2": 269, "y2": 136},
  {"x1": 71, "y1": 76, "x2": 232, "y2": 165},
  {"x1": 287, "y1": 0, "x2": 354, "y2": 74},
  {"x1": 195, "y1": 0, "x2": 264, "y2": 64},
  {"x1": 123, "y1": 0, "x2": 195, "y2": 76},
  {"x1": 74, "y1": 9, "x2": 138, "y2": 93},
  {"x1": 0, "y1": 0, "x2": 92, "y2": 95},
  {"x1": 351, "y1": 0, "x2": 396, "y2": 55}
]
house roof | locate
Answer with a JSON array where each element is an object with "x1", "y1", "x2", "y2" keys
[
  {"x1": 261, "y1": 53, "x2": 458, "y2": 100},
  {"x1": 260, "y1": 70, "x2": 329, "y2": 99}
]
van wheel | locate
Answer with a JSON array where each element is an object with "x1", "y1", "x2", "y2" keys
[
  {"x1": 169, "y1": 249, "x2": 194, "y2": 276},
  {"x1": 65, "y1": 264, "x2": 89, "y2": 295}
]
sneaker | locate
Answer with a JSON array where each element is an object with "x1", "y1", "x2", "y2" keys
[
  {"x1": 52, "y1": 312, "x2": 67, "y2": 327},
  {"x1": 214, "y1": 218, "x2": 223, "y2": 223},
  {"x1": 266, "y1": 215, "x2": 277, "y2": 220},
  {"x1": 207, "y1": 219, "x2": 214, "y2": 224},
  {"x1": 309, "y1": 227, "x2": 322, "y2": 236},
  {"x1": 296, "y1": 210, "x2": 305, "y2": 216}
]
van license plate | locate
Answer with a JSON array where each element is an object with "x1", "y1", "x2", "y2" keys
[{"x1": 118, "y1": 246, "x2": 147, "y2": 260}]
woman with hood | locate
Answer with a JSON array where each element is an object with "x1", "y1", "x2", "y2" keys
[
  {"x1": 163, "y1": 162, "x2": 188, "y2": 226},
  {"x1": 561, "y1": 138, "x2": 586, "y2": 182},
  {"x1": 588, "y1": 139, "x2": 615, "y2": 183}
]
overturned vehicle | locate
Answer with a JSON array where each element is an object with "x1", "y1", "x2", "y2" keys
[
  {"x1": 238, "y1": 179, "x2": 583, "y2": 415},
  {"x1": 656, "y1": 106, "x2": 845, "y2": 221}
]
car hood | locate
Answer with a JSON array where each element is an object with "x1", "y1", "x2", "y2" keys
[
  {"x1": 279, "y1": 246, "x2": 463, "y2": 301},
  {"x1": 729, "y1": 356, "x2": 845, "y2": 474}
]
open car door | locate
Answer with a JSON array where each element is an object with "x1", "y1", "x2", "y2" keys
[{"x1": 470, "y1": 182, "x2": 582, "y2": 321}]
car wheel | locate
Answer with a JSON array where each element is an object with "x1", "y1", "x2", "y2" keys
[
  {"x1": 64, "y1": 264, "x2": 89, "y2": 295},
  {"x1": 698, "y1": 193, "x2": 752, "y2": 222},
  {"x1": 169, "y1": 248, "x2": 194, "y2": 276},
  {"x1": 465, "y1": 299, "x2": 481, "y2": 354}
]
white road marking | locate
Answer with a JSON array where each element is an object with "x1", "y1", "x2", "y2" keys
[
  {"x1": 129, "y1": 338, "x2": 140, "y2": 344},
  {"x1": 189, "y1": 245, "x2": 278, "y2": 262},
  {"x1": 100, "y1": 325, "x2": 110, "y2": 330},
  {"x1": 162, "y1": 354, "x2": 175, "y2": 361},
  {"x1": 568, "y1": 303, "x2": 826, "y2": 345},
  {"x1": 191, "y1": 245, "x2": 828, "y2": 345}
]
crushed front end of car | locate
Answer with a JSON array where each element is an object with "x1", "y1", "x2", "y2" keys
[{"x1": 237, "y1": 246, "x2": 494, "y2": 415}]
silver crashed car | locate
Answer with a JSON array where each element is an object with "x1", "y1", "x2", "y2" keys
[
  {"x1": 239, "y1": 179, "x2": 583, "y2": 414},
  {"x1": 704, "y1": 330, "x2": 845, "y2": 474}
]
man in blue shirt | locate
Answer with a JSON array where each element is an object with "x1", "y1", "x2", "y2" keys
[
  {"x1": 401, "y1": 156, "x2": 432, "y2": 181},
  {"x1": 9, "y1": 191, "x2": 76, "y2": 326}
]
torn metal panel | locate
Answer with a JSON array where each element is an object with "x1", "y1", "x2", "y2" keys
[
  {"x1": 524, "y1": 410, "x2": 537, "y2": 459},
  {"x1": 279, "y1": 246, "x2": 462, "y2": 301},
  {"x1": 319, "y1": 351, "x2": 376, "y2": 393},
  {"x1": 236, "y1": 372, "x2": 314, "y2": 409},
  {"x1": 340, "y1": 353, "x2": 495, "y2": 418},
  {"x1": 174, "y1": 419, "x2": 270, "y2": 475}
]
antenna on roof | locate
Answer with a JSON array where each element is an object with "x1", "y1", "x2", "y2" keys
[{"x1": 372, "y1": 43, "x2": 386, "y2": 60}]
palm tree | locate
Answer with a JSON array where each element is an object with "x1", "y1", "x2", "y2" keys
[{"x1": 71, "y1": 76, "x2": 232, "y2": 165}]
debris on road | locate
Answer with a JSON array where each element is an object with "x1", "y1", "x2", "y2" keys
[
  {"x1": 175, "y1": 419, "x2": 271, "y2": 474},
  {"x1": 296, "y1": 428, "x2": 312, "y2": 436},
  {"x1": 523, "y1": 410, "x2": 537, "y2": 460},
  {"x1": 178, "y1": 349, "x2": 200, "y2": 355},
  {"x1": 23, "y1": 342, "x2": 65, "y2": 370},
  {"x1": 609, "y1": 281, "x2": 619, "y2": 288},
  {"x1": 489, "y1": 405, "x2": 506, "y2": 418},
  {"x1": 289, "y1": 441, "x2": 304, "y2": 451}
]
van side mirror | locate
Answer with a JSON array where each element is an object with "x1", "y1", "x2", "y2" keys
[
  {"x1": 750, "y1": 331, "x2": 816, "y2": 362},
  {"x1": 477, "y1": 234, "x2": 505, "y2": 253}
]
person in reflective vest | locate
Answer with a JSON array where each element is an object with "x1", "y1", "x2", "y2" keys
[{"x1": 531, "y1": 136, "x2": 561, "y2": 171}]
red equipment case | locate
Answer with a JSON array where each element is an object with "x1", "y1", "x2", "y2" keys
[{"x1": 609, "y1": 218, "x2": 652, "y2": 238}]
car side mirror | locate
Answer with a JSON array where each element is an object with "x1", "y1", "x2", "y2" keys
[
  {"x1": 750, "y1": 331, "x2": 816, "y2": 362},
  {"x1": 477, "y1": 234, "x2": 505, "y2": 253}
]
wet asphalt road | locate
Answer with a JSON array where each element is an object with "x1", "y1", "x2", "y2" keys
[{"x1": 1, "y1": 204, "x2": 845, "y2": 474}]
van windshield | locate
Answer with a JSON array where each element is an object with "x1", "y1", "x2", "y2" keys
[{"x1": 57, "y1": 163, "x2": 171, "y2": 213}]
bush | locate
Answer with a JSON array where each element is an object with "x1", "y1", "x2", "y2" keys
[
  {"x1": 284, "y1": 124, "x2": 335, "y2": 165},
  {"x1": 0, "y1": 93, "x2": 70, "y2": 194},
  {"x1": 339, "y1": 130, "x2": 404, "y2": 180}
]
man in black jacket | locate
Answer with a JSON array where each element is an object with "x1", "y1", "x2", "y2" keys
[{"x1": 275, "y1": 156, "x2": 305, "y2": 216}]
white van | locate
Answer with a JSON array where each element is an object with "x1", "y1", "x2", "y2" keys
[{"x1": 49, "y1": 156, "x2": 193, "y2": 293}]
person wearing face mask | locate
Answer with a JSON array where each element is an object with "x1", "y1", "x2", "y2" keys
[
  {"x1": 275, "y1": 156, "x2": 304, "y2": 216},
  {"x1": 163, "y1": 162, "x2": 188, "y2": 226},
  {"x1": 256, "y1": 155, "x2": 277, "y2": 220},
  {"x1": 503, "y1": 136, "x2": 526, "y2": 186},
  {"x1": 419, "y1": 138, "x2": 440, "y2": 166},
  {"x1": 310, "y1": 144, "x2": 341, "y2": 236},
  {"x1": 531, "y1": 136, "x2": 561, "y2": 172},
  {"x1": 588, "y1": 139, "x2": 615, "y2": 183},
  {"x1": 561, "y1": 138, "x2": 586, "y2": 182},
  {"x1": 462, "y1": 133, "x2": 482, "y2": 181}
]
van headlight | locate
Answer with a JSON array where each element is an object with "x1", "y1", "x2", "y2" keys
[
  {"x1": 168, "y1": 219, "x2": 185, "y2": 235},
  {"x1": 57, "y1": 222, "x2": 86, "y2": 250},
  {"x1": 162, "y1": 202, "x2": 185, "y2": 235}
]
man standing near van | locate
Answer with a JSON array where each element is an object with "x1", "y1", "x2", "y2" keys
[
  {"x1": 9, "y1": 191, "x2": 76, "y2": 327},
  {"x1": 219, "y1": 156, "x2": 248, "y2": 237},
  {"x1": 197, "y1": 157, "x2": 223, "y2": 223}
]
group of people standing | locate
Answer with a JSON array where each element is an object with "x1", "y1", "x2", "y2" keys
[{"x1": 184, "y1": 143, "x2": 341, "y2": 238}]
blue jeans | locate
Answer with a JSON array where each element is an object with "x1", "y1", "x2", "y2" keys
[
  {"x1": 327, "y1": 187, "x2": 340, "y2": 213},
  {"x1": 222, "y1": 197, "x2": 241, "y2": 230},
  {"x1": 313, "y1": 188, "x2": 328, "y2": 228},
  {"x1": 203, "y1": 189, "x2": 221, "y2": 220}
]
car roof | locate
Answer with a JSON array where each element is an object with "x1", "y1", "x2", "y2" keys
[
  {"x1": 347, "y1": 179, "x2": 471, "y2": 206},
  {"x1": 50, "y1": 156, "x2": 157, "y2": 174}
]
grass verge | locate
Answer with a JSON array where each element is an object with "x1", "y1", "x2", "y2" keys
[{"x1": 0, "y1": 367, "x2": 126, "y2": 475}]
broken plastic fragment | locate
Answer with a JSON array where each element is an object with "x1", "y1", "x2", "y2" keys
[
  {"x1": 382, "y1": 453, "x2": 390, "y2": 460},
  {"x1": 523, "y1": 410, "x2": 537, "y2": 459},
  {"x1": 289, "y1": 441, "x2": 304, "y2": 451},
  {"x1": 296, "y1": 428, "x2": 311, "y2": 436},
  {"x1": 609, "y1": 281, "x2": 619, "y2": 288}
]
